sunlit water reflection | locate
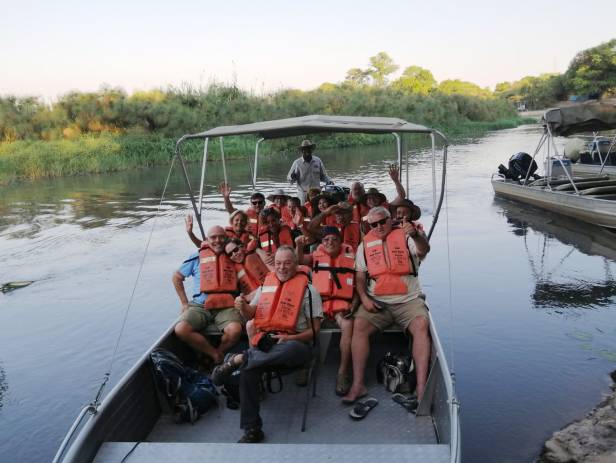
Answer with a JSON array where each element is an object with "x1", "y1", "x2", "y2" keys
[{"x1": 1, "y1": 125, "x2": 616, "y2": 462}]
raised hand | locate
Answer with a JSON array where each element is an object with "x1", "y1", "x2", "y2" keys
[
  {"x1": 218, "y1": 182, "x2": 232, "y2": 197},
  {"x1": 389, "y1": 164, "x2": 400, "y2": 182}
]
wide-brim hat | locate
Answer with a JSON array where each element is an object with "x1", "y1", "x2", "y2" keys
[
  {"x1": 300, "y1": 139, "x2": 316, "y2": 150},
  {"x1": 365, "y1": 187, "x2": 387, "y2": 204},
  {"x1": 266, "y1": 189, "x2": 291, "y2": 202},
  {"x1": 389, "y1": 197, "x2": 421, "y2": 221}
]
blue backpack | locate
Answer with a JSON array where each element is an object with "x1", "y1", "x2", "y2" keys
[{"x1": 150, "y1": 348, "x2": 218, "y2": 423}]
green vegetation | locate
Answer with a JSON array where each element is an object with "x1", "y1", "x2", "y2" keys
[
  {"x1": 2, "y1": 49, "x2": 567, "y2": 184},
  {"x1": 496, "y1": 38, "x2": 616, "y2": 109}
]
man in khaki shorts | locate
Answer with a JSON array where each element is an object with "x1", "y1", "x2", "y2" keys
[
  {"x1": 173, "y1": 225, "x2": 243, "y2": 364},
  {"x1": 342, "y1": 206, "x2": 431, "y2": 405}
]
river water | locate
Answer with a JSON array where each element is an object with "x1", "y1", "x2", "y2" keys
[{"x1": 1, "y1": 125, "x2": 616, "y2": 462}]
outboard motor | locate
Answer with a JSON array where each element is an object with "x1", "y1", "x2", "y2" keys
[
  {"x1": 322, "y1": 184, "x2": 350, "y2": 203},
  {"x1": 498, "y1": 152, "x2": 541, "y2": 182}
]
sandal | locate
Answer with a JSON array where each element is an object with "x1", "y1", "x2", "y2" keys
[
  {"x1": 238, "y1": 426, "x2": 264, "y2": 443},
  {"x1": 335, "y1": 373, "x2": 352, "y2": 396},
  {"x1": 392, "y1": 393, "x2": 418, "y2": 413},
  {"x1": 211, "y1": 353, "x2": 241, "y2": 386},
  {"x1": 349, "y1": 397, "x2": 378, "y2": 420}
]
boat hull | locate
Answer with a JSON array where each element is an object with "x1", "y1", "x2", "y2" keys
[
  {"x1": 492, "y1": 179, "x2": 616, "y2": 228},
  {"x1": 572, "y1": 163, "x2": 616, "y2": 176}
]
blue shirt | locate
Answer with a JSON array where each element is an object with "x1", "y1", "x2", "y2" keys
[{"x1": 179, "y1": 252, "x2": 206, "y2": 305}]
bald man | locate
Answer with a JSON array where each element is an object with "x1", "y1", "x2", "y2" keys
[{"x1": 173, "y1": 225, "x2": 243, "y2": 364}]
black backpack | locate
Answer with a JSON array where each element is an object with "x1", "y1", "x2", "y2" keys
[
  {"x1": 150, "y1": 348, "x2": 218, "y2": 423},
  {"x1": 376, "y1": 351, "x2": 417, "y2": 394}
]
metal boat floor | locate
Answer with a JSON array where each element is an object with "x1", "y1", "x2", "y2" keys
[
  {"x1": 95, "y1": 333, "x2": 442, "y2": 462},
  {"x1": 95, "y1": 442, "x2": 450, "y2": 463}
]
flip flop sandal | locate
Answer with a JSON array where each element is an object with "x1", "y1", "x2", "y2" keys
[
  {"x1": 392, "y1": 393, "x2": 418, "y2": 413},
  {"x1": 341, "y1": 392, "x2": 367, "y2": 405},
  {"x1": 349, "y1": 397, "x2": 378, "y2": 420}
]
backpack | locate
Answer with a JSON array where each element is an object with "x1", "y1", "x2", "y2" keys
[
  {"x1": 150, "y1": 348, "x2": 218, "y2": 423},
  {"x1": 376, "y1": 352, "x2": 416, "y2": 394}
]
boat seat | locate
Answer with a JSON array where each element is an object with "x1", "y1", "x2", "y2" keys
[{"x1": 580, "y1": 185, "x2": 616, "y2": 195}]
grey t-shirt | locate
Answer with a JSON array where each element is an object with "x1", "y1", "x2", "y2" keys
[{"x1": 250, "y1": 283, "x2": 323, "y2": 332}]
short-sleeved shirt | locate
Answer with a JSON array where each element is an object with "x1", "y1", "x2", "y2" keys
[
  {"x1": 179, "y1": 252, "x2": 206, "y2": 305},
  {"x1": 355, "y1": 234, "x2": 422, "y2": 304},
  {"x1": 287, "y1": 155, "x2": 331, "y2": 192},
  {"x1": 250, "y1": 283, "x2": 323, "y2": 332}
]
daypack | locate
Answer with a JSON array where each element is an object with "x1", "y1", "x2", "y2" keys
[
  {"x1": 150, "y1": 348, "x2": 218, "y2": 423},
  {"x1": 376, "y1": 352, "x2": 416, "y2": 394}
]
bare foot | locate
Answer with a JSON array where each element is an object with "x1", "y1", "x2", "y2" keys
[{"x1": 341, "y1": 385, "x2": 368, "y2": 404}]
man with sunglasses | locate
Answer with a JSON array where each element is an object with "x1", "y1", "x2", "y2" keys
[
  {"x1": 173, "y1": 226, "x2": 243, "y2": 364},
  {"x1": 287, "y1": 139, "x2": 332, "y2": 203},
  {"x1": 342, "y1": 207, "x2": 430, "y2": 409},
  {"x1": 219, "y1": 182, "x2": 266, "y2": 236}
]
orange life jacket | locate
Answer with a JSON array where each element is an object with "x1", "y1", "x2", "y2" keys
[
  {"x1": 251, "y1": 268, "x2": 310, "y2": 344},
  {"x1": 199, "y1": 242, "x2": 238, "y2": 309},
  {"x1": 225, "y1": 226, "x2": 255, "y2": 247},
  {"x1": 363, "y1": 228, "x2": 417, "y2": 296},
  {"x1": 322, "y1": 214, "x2": 338, "y2": 227},
  {"x1": 338, "y1": 220, "x2": 361, "y2": 252},
  {"x1": 235, "y1": 252, "x2": 269, "y2": 296},
  {"x1": 312, "y1": 244, "x2": 355, "y2": 318},
  {"x1": 258, "y1": 225, "x2": 294, "y2": 253},
  {"x1": 245, "y1": 207, "x2": 263, "y2": 236}
]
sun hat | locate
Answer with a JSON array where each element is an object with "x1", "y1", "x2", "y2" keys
[
  {"x1": 389, "y1": 197, "x2": 421, "y2": 221},
  {"x1": 266, "y1": 189, "x2": 291, "y2": 202}
]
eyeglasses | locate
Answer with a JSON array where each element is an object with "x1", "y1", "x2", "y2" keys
[
  {"x1": 226, "y1": 246, "x2": 242, "y2": 256},
  {"x1": 251, "y1": 200, "x2": 265, "y2": 206},
  {"x1": 368, "y1": 217, "x2": 389, "y2": 228}
]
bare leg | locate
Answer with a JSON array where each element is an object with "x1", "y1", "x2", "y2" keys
[
  {"x1": 220, "y1": 322, "x2": 243, "y2": 353},
  {"x1": 246, "y1": 320, "x2": 256, "y2": 345},
  {"x1": 342, "y1": 316, "x2": 377, "y2": 402},
  {"x1": 174, "y1": 321, "x2": 223, "y2": 363},
  {"x1": 335, "y1": 313, "x2": 353, "y2": 376},
  {"x1": 408, "y1": 316, "x2": 430, "y2": 400}
]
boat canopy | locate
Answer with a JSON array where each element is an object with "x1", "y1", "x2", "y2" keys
[
  {"x1": 543, "y1": 101, "x2": 616, "y2": 136},
  {"x1": 187, "y1": 115, "x2": 433, "y2": 139}
]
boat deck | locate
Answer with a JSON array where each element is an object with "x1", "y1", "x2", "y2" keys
[{"x1": 93, "y1": 333, "x2": 444, "y2": 462}]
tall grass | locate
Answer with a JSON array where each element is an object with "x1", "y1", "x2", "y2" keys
[{"x1": 0, "y1": 116, "x2": 533, "y2": 185}]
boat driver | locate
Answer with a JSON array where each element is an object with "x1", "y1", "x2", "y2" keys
[{"x1": 287, "y1": 139, "x2": 332, "y2": 202}]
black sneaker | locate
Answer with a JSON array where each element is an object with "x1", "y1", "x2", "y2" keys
[
  {"x1": 211, "y1": 354, "x2": 240, "y2": 386},
  {"x1": 238, "y1": 427, "x2": 264, "y2": 443}
]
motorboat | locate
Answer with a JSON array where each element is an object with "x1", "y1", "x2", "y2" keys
[
  {"x1": 53, "y1": 115, "x2": 460, "y2": 463},
  {"x1": 570, "y1": 134, "x2": 616, "y2": 175},
  {"x1": 492, "y1": 101, "x2": 616, "y2": 228}
]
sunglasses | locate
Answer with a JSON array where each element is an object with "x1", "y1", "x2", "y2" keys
[
  {"x1": 368, "y1": 217, "x2": 389, "y2": 228},
  {"x1": 251, "y1": 200, "x2": 265, "y2": 205},
  {"x1": 226, "y1": 246, "x2": 243, "y2": 256}
]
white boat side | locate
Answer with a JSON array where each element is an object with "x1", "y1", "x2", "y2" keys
[{"x1": 491, "y1": 177, "x2": 616, "y2": 228}]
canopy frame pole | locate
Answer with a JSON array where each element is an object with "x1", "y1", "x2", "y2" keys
[
  {"x1": 546, "y1": 125, "x2": 579, "y2": 194},
  {"x1": 393, "y1": 133, "x2": 402, "y2": 174},
  {"x1": 175, "y1": 138, "x2": 206, "y2": 239},
  {"x1": 253, "y1": 138, "x2": 264, "y2": 191},
  {"x1": 404, "y1": 136, "x2": 410, "y2": 199},
  {"x1": 220, "y1": 137, "x2": 228, "y2": 186},
  {"x1": 431, "y1": 132, "x2": 437, "y2": 210},
  {"x1": 198, "y1": 137, "x2": 209, "y2": 215},
  {"x1": 523, "y1": 131, "x2": 548, "y2": 185},
  {"x1": 591, "y1": 132, "x2": 604, "y2": 166},
  {"x1": 598, "y1": 134, "x2": 616, "y2": 176},
  {"x1": 427, "y1": 131, "x2": 448, "y2": 240}
]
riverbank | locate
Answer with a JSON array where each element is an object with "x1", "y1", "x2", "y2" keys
[
  {"x1": 539, "y1": 371, "x2": 616, "y2": 463},
  {"x1": 0, "y1": 117, "x2": 533, "y2": 185}
]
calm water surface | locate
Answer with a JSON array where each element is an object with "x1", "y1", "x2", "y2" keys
[{"x1": 1, "y1": 125, "x2": 616, "y2": 462}]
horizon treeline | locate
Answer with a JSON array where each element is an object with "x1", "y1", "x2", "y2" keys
[{"x1": 2, "y1": 38, "x2": 613, "y2": 144}]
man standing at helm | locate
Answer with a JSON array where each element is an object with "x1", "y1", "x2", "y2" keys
[{"x1": 287, "y1": 139, "x2": 332, "y2": 203}]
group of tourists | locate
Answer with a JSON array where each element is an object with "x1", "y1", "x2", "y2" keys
[{"x1": 172, "y1": 139, "x2": 431, "y2": 443}]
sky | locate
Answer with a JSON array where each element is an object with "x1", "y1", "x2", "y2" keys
[{"x1": 1, "y1": 0, "x2": 615, "y2": 100}]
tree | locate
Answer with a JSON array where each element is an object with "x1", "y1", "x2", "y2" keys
[
  {"x1": 438, "y1": 79, "x2": 492, "y2": 98},
  {"x1": 344, "y1": 68, "x2": 370, "y2": 86},
  {"x1": 565, "y1": 39, "x2": 616, "y2": 97},
  {"x1": 391, "y1": 66, "x2": 436, "y2": 95},
  {"x1": 366, "y1": 52, "x2": 399, "y2": 87}
]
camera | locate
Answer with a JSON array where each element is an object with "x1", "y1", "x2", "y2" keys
[{"x1": 257, "y1": 332, "x2": 277, "y2": 352}]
